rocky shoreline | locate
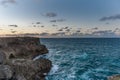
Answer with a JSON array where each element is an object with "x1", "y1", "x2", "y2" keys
[{"x1": 0, "y1": 37, "x2": 52, "y2": 80}]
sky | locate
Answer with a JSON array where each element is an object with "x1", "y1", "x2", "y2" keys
[{"x1": 0, "y1": 0, "x2": 120, "y2": 37}]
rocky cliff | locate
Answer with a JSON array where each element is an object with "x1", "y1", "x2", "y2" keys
[{"x1": 0, "y1": 37, "x2": 52, "y2": 80}]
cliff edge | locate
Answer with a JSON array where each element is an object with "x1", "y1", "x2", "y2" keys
[{"x1": 0, "y1": 37, "x2": 52, "y2": 80}]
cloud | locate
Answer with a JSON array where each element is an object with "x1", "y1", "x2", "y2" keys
[
  {"x1": 51, "y1": 32, "x2": 65, "y2": 36},
  {"x1": 92, "y1": 27, "x2": 98, "y2": 30},
  {"x1": 57, "y1": 19, "x2": 66, "y2": 22},
  {"x1": 36, "y1": 22, "x2": 41, "y2": 24},
  {"x1": 52, "y1": 24, "x2": 58, "y2": 27},
  {"x1": 76, "y1": 30, "x2": 80, "y2": 33},
  {"x1": 39, "y1": 32, "x2": 66, "y2": 37},
  {"x1": 50, "y1": 20, "x2": 57, "y2": 22},
  {"x1": 58, "y1": 28, "x2": 63, "y2": 31},
  {"x1": 64, "y1": 27, "x2": 68, "y2": 29},
  {"x1": 1, "y1": 0, "x2": 16, "y2": 5},
  {"x1": 66, "y1": 29, "x2": 70, "y2": 32},
  {"x1": 91, "y1": 30, "x2": 115, "y2": 36},
  {"x1": 43, "y1": 12, "x2": 57, "y2": 17},
  {"x1": 11, "y1": 30, "x2": 17, "y2": 33},
  {"x1": 58, "y1": 27, "x2": 70, "y2": 32},
  {"x1": 39, "y1": 33, "x2": 49, "y2": 36},
  {"x1": 50, "y1": 19, "x2": 66, "y2": 23},
  {"x1": 8, "y1": 24, "x2": 18, "y2": 27},
  {"x1": 41, "y1": 25, "x2": 44, "y2": 27},
  {"x1": 100, "y1": 14, "x2": 120, "y2": 21},
  {"x1": 114, "y1": 28, "x2": 120, "y2": 35}
]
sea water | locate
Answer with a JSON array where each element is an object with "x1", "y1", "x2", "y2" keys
[{"x1": 40, "y1": 38, "x2": 120, "y2": 80}]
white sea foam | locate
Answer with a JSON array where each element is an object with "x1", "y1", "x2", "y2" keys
[
  {"x1": 56, "y1": 51, "x2": 61, "y2": 54},
  {"x1": 80, "y1": 52, "x2": 88, "y2": 59},
  {"x1": 49, "y1": 64, "x2": 59, "y2": 75}
]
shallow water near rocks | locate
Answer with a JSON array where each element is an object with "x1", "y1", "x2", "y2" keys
[{"x1": 40, "y1": 38, "x2": 120, "y2": 80}]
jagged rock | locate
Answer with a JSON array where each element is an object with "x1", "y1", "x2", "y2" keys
[
  {"x1": 8, "y1": 58, "x2": 52, "y2": 80},
  {"x1": 0, "y1": 37, "x2": 48, "y2": 59},
  {"x1": 0, "y1": 65, "x2": 13, "y2": 79},
  {"x1": 108, "y1": 75, "x2": 120, "y2": 80},
  {"x1": 0, "y1": 51, "x2": 6, "y2": 64}
]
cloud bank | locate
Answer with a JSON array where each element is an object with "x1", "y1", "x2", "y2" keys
[
  {"x1": 38, "y1": 28, "x2": 120, "y2": 38},
  {"x1": 100, "y1": 14, "x2": 120, "y2": 21}
]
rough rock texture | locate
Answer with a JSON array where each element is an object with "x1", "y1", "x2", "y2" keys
[
  {"x1": 0, "y1": 37, "x2": 48, "y2": 60},
  {"x1": 108, "y1": 75, "x2": 120, "y2": 80},
  {"x1": 0, "y1": 37, "x2": 52, "y2": 80}
]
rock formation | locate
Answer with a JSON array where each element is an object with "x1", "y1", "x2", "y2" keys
[
  {"x1": 0, "y1": 37, "x2": 52, "y2": 80},
  {"x1": 108, "y1": 75, "x2": 120, "y2": 80}
]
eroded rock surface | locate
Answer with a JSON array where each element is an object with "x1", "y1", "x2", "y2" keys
[{"x1": 0, "y1": 37, "x2": 51, "y2": 80}]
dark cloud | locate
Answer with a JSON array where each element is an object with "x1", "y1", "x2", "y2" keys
[
  {"x1": 64, "y1": 27, "x2": 68, "y2": 29},
  {"x1": 114, "y1": 28, "x2": 120, "y2": 31},
  {"x1": 51, "y1": 32, "x2": 65, "y2": 36},
  {"x1": 39, "y1": 33, "x2": 49, "y2": 36},
  {"x1": 52, "y1": 24, "x2": 58, "y2": 27},
  {"x1": 8, "y1": 25, "x2": 18, "y2": 27},
  {"x1": 50, "y1": 20, "x2": 57, "y2": 22},
  {"x1": 36, "y1": 22, "x2": 41, "y2": 24},
  {"x1": 92, "y1": 27, "x2": 98, "y2": 30},
  {"x1": 66, "y1": 29, "x2": 70, "y2": 32},
  {"x1": 57, "y1": 19, "x2": 66, "y2": 22},
  {"x1": 41, "y1": 26, "x2": 44, "y2": 27},
  {"x1": 114, "y1": 28, "x2": 120, "y2": 33},
  {"x1": 100, "y1": 14, "x2": 120, "y2": 21},
  {"x1": 50, "y1": 19, "x2": 66, "y2": 23},
  {"x1": 76, "y1": 30, "x2": 81, "y2": 33},
  {"x1": 1, "y1": 0, "x2": 16, "y2": 5},
  {"x1": 43, "y1": 12, "x2": 57, "y2": 17},
  {"x1": 58, "y1": 29, "x2": 63, "y2": 31}
]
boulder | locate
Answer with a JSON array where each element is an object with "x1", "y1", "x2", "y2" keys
[{"x1": 108, "y1": 75, "x2": 120, "y2": 80}]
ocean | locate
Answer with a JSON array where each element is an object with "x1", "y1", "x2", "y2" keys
[{"x1": 40, "y1": 38, "x2": 120, "y2": 80}]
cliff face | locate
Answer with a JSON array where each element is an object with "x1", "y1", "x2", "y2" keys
[{"x1": 0, "y1": 37, "x2": 52, "y2": 80}]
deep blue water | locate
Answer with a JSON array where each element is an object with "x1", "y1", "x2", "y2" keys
[{"x1": 40, "y1": 38, "x2": 120, "y2": 80}]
